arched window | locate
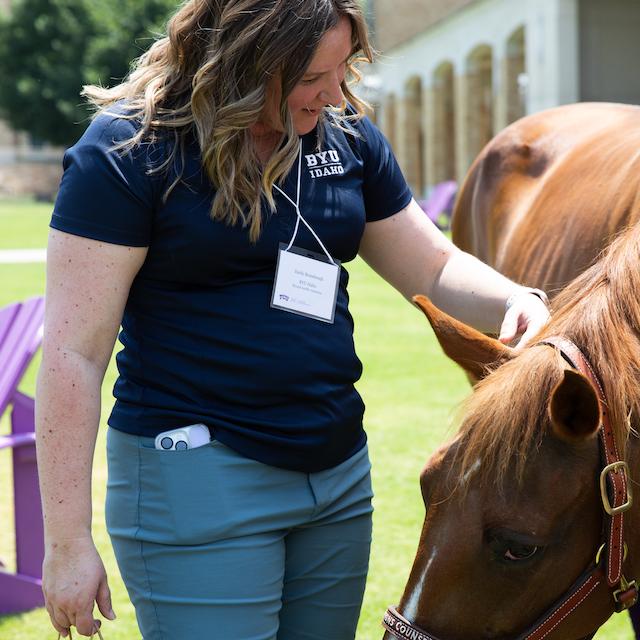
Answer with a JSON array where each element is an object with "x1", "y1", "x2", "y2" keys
[
  {"x1": 430, "y1": 61, "x2": 456, "y2": 184},
  {"x1": 506, "y1": 26, "x2": 527, "y2": 124},
  {"x1": 400, "y1": 75, "x2": 424, "y2": 195},
  {"x1": 382, "y1": 92, "x2": 397, "y2": 150},
  {"x1": 465, "y1": 44, "x2": 494, "y2": 169}
]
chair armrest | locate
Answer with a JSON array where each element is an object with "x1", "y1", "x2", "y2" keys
[{"x1": 0, "y1": 433, "x2": 35, "y2": 450}]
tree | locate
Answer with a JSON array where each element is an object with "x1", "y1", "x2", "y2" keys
[
  {"x1": 85, "y1": 0, "x2": 176, "y2": 89},
  {"x1": 0, "y1": 0, "x2": 96, "y2": 146},
  {"x1": 0, "y1": 0, "x2": 175, "y2": 147}
]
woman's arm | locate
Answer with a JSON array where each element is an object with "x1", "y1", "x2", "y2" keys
[
  {"x1": 36, "y1": 229, "x2": 147, "y2": 637},
  {"x1": 358, "y1": 198, "x2": 549, "y2": 345}
]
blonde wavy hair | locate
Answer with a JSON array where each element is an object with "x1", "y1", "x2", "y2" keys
[{"x1": 83, "y1": 0, "x2": 373, "y2": 242}]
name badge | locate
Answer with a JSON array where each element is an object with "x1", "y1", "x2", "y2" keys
[{"x1": 271, "y1": 244, "x2": 340, "y2": 323}]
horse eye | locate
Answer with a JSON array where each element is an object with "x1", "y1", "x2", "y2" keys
[
  {"x1": 504, "y1": 544, "x2": 538, "y2": 561},
  {"x1": 487, "y1": 530, "x2": 542, "y2": 564}
]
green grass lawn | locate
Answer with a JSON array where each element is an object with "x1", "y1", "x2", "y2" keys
[{"x1": 0, "y1": 199, "x2": 634, "y2": 639}]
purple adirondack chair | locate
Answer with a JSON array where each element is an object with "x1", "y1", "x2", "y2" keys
[
  {"x1": 0, "y1": 296, "x2": 45, "y2": 614},
  {"x1": 418, "y1": 180, "x2": 458, "y2": 230}
]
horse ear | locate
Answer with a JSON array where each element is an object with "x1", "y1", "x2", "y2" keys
[
  {"x1": 549, "y1": 369, "x2": 601, "y2": 442},
  {"x1": 412, "y1": 294, "x2": 516, "y2": 381}
]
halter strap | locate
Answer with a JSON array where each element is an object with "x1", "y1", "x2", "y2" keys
[
  {"x1": 383, "y1": 570, "x2": 607, "y2": 640},
  {"x1": 383, "y1": 336, "x2": 637, "y2": 640},
  {"x1": 540, "y1": 336, "x2": 630, "y2": 587}
]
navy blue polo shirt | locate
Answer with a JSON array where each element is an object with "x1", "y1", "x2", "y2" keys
[{"x1": 51, "y1": 106, "x2": 412, "y2": 472}]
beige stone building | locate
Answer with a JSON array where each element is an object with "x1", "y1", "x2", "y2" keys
[
  {"x1": 0, "y1": 0, "x2": 63, "y2": 199},
  {"x1": 367, "y1": 0, "x2": 640, "y2": 197}
]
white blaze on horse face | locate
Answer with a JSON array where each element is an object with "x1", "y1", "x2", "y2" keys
[
  {"x1": 462, "y1": 458, "x2": 482, "y2": 485},
  {"x1": 403, "y1": 546, "x2": 439, "y2": 621}
]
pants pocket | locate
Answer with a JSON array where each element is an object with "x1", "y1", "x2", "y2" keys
[{"x1": 136, "y1": 439, "x2": 309, "y2": 545}]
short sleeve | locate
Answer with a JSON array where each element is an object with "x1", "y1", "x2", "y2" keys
[
  {"x1": 356, "y1": 116, "x2": 413, "y2": 222},
  {"x1": 51, "y1": 110, "x2": 159, "y2": 247}
]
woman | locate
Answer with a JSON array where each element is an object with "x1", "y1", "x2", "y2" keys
[{"x1": 36, "y1": 1, "x2": 549, "y2": 638}]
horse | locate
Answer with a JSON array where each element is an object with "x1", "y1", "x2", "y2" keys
[
  {"x1": 382, "y1": 104, "x2": 640, "y2": 639},
  {"x1": 451, "y1": 102, "x2": 640, "y2": 296}
]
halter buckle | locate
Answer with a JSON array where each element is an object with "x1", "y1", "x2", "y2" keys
[
  {"x1": 595, "y1": 542, "x2": 628, "y2": 566},
  {"x1": 599, "y1": 461, "x2": 633, "y2": 515},
  {"x1": 613, "y1": 575, "x2": 638, "y2": 612}
]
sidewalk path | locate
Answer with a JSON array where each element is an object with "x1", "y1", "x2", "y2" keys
[{"x1": 0, "y1": 249, "x2": 47, "y2": 264}]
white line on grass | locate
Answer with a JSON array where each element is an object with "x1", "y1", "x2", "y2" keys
[{"x1": 0, "y1": 249, "x2": 47, "y2": 263}]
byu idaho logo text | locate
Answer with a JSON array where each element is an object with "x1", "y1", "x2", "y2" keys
[{"x1": 305, "y1": 150, "x2": 344, "y2": 178}]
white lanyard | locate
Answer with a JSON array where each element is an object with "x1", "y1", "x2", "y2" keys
[
  {"x1": 270, "y1": 140, "x2": 341, "y2": 323},
  {"x1": 273, "y1": 141, "x2": 336, "y2": 265}
]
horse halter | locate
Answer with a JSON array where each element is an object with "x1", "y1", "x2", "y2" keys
[{"x1": 382, "y1": 336, "x2": 637, "y2": 640}]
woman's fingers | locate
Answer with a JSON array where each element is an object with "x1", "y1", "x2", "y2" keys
[
  {"x1": 51, "y1": 602, "x2": 102, "y2": 637},
  {"x1": 75, "y1": 613, "x2": 102, "y2": 637},
  {"x1": 96, "y1": 575, "x2": 116, "y2": 621},
  {"x1": 499, "y1": 292, "x2": 550, "y2": 349},
  {"x1": 48, "y1": 604, "x2": 73, "y2": 637}
]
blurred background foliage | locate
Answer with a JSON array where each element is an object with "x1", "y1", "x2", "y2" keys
[{"x1": 0, "y1": 0, "x2": 176, "y2": 146}]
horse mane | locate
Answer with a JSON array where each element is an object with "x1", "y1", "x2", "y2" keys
[{"x1": 455, "y1": 222, "x2": 640, "y2": 489}]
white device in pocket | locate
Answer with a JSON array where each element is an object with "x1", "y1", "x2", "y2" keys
[{"x1": 154, "y1": 424, "x2": 211, "y2": 450}]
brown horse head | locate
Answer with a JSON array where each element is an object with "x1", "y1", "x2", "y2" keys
[
  {"x1": 395, "y1": 298, "x2": 606, "y2": 639},
  {"x1": 387, "y1": 225, "x2": 640, "y2": 640}
]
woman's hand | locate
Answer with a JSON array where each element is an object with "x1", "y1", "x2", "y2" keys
[
  {"x1": 42, "y1": 536, "x2": 115, "y2": 637},
  {"x1": 498, "y1": 290, "x2": 551, "y2": 349}
]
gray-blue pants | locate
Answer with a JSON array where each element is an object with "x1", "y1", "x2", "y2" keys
[{"x1": 105, "y1": 428, "x2": 373, "y2": 640}]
